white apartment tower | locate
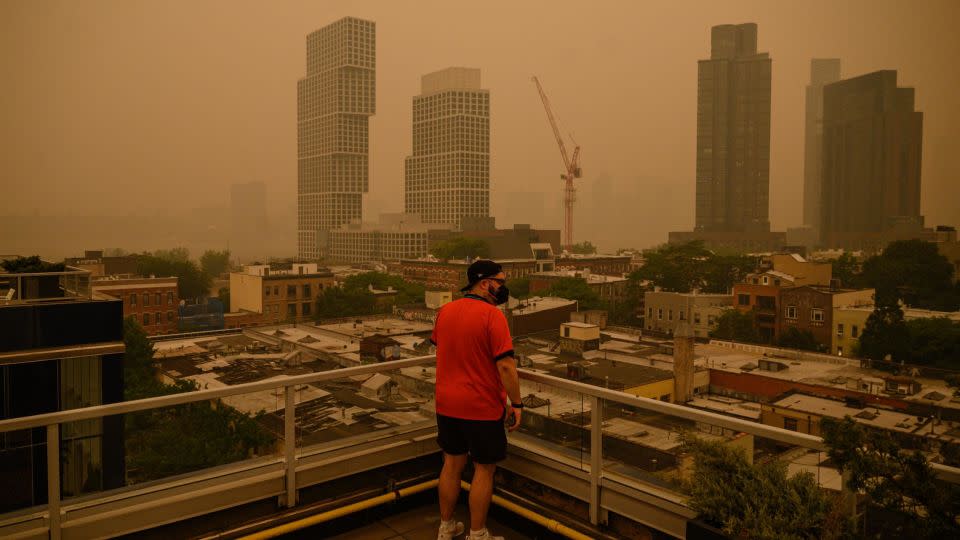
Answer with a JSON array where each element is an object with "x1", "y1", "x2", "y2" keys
[
  {"x1": 404, "y1": 67, "x2": 490, "y2": 229},
  {"x1": 297, "y1": 17, "x2": 376, "y2": 260}
]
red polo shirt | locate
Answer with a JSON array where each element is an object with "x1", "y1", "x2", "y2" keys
[{"x1": 432, "y1": 295, "x2": 514, "y2": 421}]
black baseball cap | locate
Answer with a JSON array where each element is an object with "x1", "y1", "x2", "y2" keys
[{"x1": 460, "y1": 259, "x2": 503, "y2": 292}]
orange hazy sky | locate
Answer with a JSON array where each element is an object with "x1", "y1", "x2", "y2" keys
[{"x1": 2, "y1": 0, "x2": 958, "y2": 251}]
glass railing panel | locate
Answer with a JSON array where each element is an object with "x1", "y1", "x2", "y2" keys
[
  {"x1": 516, "y1": 378, "x2": 590, "y2": 471},
  {"x1": 0, "y1": 427, "x2": 48, "y2": 514}
]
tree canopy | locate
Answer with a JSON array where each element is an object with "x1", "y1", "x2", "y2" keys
[
  {"x1": 429, "y1": 237, "x2": 491, "y2": 260},
  {"x1": 200, "y1": 249, "x2": 231, "y2": 278},
  {"x1": 1, "y1": 255, "x2": 65, "y2": 273},
  {"x1": 822, "y1": 417, "x2": 960, "y2": 539},
  {"x1": 506, "y1": 277, "x2": 530, "y2": 299},
  {"x1": 632, "y1": 241, "x2": 756, "y2": 294},
  {"x1": 857, "y1": 303, "x2": 911, "y2": 365},
  {"x1": 342, "y1": 272, "x2": 425, "y2": 305},
  {"x1": 137, "y1": 252, "x2": 212, "y2": 299},
  {"x1": 858, "y1": 311, "x2": 960, "y2": 370},
  {"x1": 542, "y1": 277, "x2": 604, "y2": 310},
  {"x1": 314, "y1": 272, "x2": 425, "y2": 320},
  {"x1": 684, "y1": 438, "x2": 848, "y2": 539},
  {"x1": 777, "y1": 327, "x2": 822, "y2": 352},
  {"x1": 122, "y1": 318, "x2": 274, "y2": 483},
  {"x1": 861, "y1": 240, "x2": 958, "y2": 310},
  {"x1": 709, "y1": 309, "x2": 761, "y2": 343}
]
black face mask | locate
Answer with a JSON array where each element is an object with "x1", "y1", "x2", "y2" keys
[{"x1": 488, "y1": 284, "x2": 510, "y2": 305}]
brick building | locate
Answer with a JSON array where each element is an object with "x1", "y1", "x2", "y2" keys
[
  {"x1": 555, "y1": 254, "x2": 631, "y2": 276},
  {"x1": 779, "y1": 286, "x2": 874, "y2": 352},
  {"x1": 396, "y1": 258, "x2": 537, "y2": 292},
  {"x1": 91, "y1": 276, "x2": 180, "y2": 335}
]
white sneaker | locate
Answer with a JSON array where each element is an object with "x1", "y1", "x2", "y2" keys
[
  {"x1": 466, "y1": 528, "x2": 504, "y2": 540},
  {"x1": 438, "y1": 519, "x2": 464, "y2": 540}
]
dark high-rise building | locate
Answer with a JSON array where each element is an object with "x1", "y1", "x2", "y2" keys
[
  {"x1": 404, "y1": 67, "x2": 490, "y2": 229},
  {"x1": 695, "y1": 23, "x2": 772, "y2": 234},
  {"x1": 802, "y1": 59, "x2": 841, "y2": 231},
  {"x1": 820, "y1": 71, "x2": 924, "y2": 249},
  {"x1": 0, "y1": 263, "x2": 125, "y2": 513},
  {"x1": 297, "y1": 17, "x2": 376, "y2": 261}
]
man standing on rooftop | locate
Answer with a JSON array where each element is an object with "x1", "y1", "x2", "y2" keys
[{"x1": 431, "y1": 259, "x2": 523, "y2": 540}]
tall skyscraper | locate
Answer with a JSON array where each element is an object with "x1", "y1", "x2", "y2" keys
[
  {"x1": 802, "y1": 59, "x2": 841, "y2": 231},
  {"x1": 404, "y1": 67, "x2": 490, "y2": 229},
  {"x1": 695, "y1": 23, "x2": 772, "y2": 233},
  {"x1": 820, "y1": 70, "x2": 923, "y2": 249},
  {"x1": 297, "y1": 17, "x2": 376, "y2": 260}
]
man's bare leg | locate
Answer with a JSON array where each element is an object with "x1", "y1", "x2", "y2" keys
[
  {"x1": 439, "y1": 452, "x2": 468, "y2": 521},
  {"x1": 469, "y1": 462, "x2": 497, "y2": 532}
]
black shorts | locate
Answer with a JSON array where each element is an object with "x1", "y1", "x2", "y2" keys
[{"x1": 436, "y1": 412, "x2": 507, "y2": 464}]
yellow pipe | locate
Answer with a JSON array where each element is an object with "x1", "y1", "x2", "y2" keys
[
  {"x1": 460, "y1": 480, "x2": 595, "y2": 540},
  {"x1": 239, "y1": 479, "x2": 439, "y2": 540}
]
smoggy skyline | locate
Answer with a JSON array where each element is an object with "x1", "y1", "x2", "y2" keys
[{"x1": 2, "y1": 0, "x2": 959, "y2": 254}]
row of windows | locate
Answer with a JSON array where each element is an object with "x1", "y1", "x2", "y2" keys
[
  {"x1": 297, "y1": 69, "x2": 375, "y2": 121},
  {"x1": 129, "y1": 291, "x2": 175, "y2": 306},
  {"x1": 298, "y1": 114, "x2": 370, "y2": 158},
  {"x1": 264, "y1": 284, "x2": 319, "y2": 299},
  {"x1": 836, "y1": 323, "x2": 859, "y2": 338},
  {"x1": 298, "y1": 151, "x2": 368, "y2": 194},
  {"x1": 134, "y1": 311, "x2": 175, "y2": 326},
  {"x1": 647, "y1": 307, "x2": 715, "y2": 325},
  {"x1": 784, "y1": 306, "x2": 824, "y2": 322},
  {"x1": 306, "y1": 20, "x2": 375, "y2": 75}
]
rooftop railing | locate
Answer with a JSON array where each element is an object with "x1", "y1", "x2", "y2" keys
[
  {"x1": 1, "y1": 354, "x2": 958, "y2": 539},
  {"x1": 0, "y1": 267, "x2": 92, "y2": 304}
]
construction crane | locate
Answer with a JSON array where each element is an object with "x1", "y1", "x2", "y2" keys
[{"x1": 532, "y1": 76, "x2": 582, "y2": 252}]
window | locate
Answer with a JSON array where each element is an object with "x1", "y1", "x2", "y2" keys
[
  {"x1": 130, "y1": 293, "x2": 137, "y2": 306},
  {"x1": 648, "y1": 307, "x2": 653, "y2": 319},
  {"x1": 143, "y1": 313, "x2": 150, "y2": 325},
  {"x1": 563, "y1": 327, "x2": 570, "y2": 337},
  {"x1": 287, "y1": 285, "x2": 297, "y2": 297},
  {"x1": 694, "y1": 312, "x2": 701, "y2": 324},
  {"x1": 143, "y1": 293, "x2": 150, "y2": 307},
  {"x1": 273, "y1": 286, "x2": 279, "y2": 295},
  {"x1": 762, "y1": 276, "x2": 769, "y2": 285},
  {"x1": 167, "y1": 311, "x2": 174, "y2": 322},
  {"x1": 837, "y1": 323, "x2": 844, "y2": 337},
  {"x1": 785, "y1": 306, "x2": 798, "y2": 320},
  {"x1": 657, "y1": 308, "x2": 663, "y2": 320},
  {"x1": 783, "y1": 417, "x2": 798, "y2": 431},
  {"x1": 852, "y1": 325, "x2": 859, "y2": 338},
  {"x1": 738, "y1": 294, "x2": 750, "y2": 305},
  {"x1": 303, "y1": 284, "x2": 312, "y2": 298},
  {"x1": 707, "y1": 315, "x2": 715, "y2": 325},
  {"x1": 679, "y1": 310, "x2": 685, "y2": 321},
  {"x1": 155, "y1": 293, "x2": 161, "y2": 305},
  {"x1": 811, "y1": 309, "x2": 824, "y2": 322},
  {"x1": 668, "y1": 309, "x2": 673, "y2": 321},
  {"x1": 272, "y1": 304, "x2": 279, "y2": 314},
  {"x1": 155, "y1": 312, "x2": 162, "y2": 325},
  {"x1": 167, "y1": 292, "x2": 174, "y2": 305},
  {"x1": 265, "y1": 286, "x2": 271, "y2": 296},
  {"x1": 287, "y1": 303, "x2": 297, "y2": 317},
  {"x1": 302, "y1": 302, "x2": 311, "y2": 316},
  {"x1": 837, "y1": 346, "x2": 844, "y2": 356}
]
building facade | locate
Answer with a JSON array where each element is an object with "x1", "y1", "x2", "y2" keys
[
  {"x1": 695, "y1": 23, "x2": 772, "y2": 234},
  {"x1": 0, "y1": 264, "x2": 125, "y2": 513},
  {"x1": 529, "y1": 270, "x2": 629, "y2": 306},
  {"x1": 396, "y1": 258, "x2": 537, "y2": 292},
  {"x1": 229, "y1": 263, "x2": 335, "y2": 324},
  {"x1": 820, "y1": 70, "x2": 924, "y2": 249},
  {"x1": 644, "y1": 290, "x2": 734, "y2": 338},
  {"x1": 90, "y1": 276, "x2": 180, "y2": 335},
  {"x1": 802, "y1": 59, "x2": 841, "y2": 233},
  {"x1": 779, "y1": 286, "x2": 875, "y2": 352},
  {"x1": 404, "y1": 67, "x2": 490, "y2": 228},
  {"x1": 555, "y1": 254, "x2": 631, "y2": 276},
  {"x1": 327, "y1": 214, "x2": 453, "y2": 263},
  {"x1": 297, "y1": 17, "x2": 376, "y2": 260}
]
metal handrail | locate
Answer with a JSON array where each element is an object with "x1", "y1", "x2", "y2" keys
[{"x1": 2, "y1": 353, "x2": 959, "y2": 479}]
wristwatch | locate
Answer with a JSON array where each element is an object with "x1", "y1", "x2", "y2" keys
[{"x1": 511, "y1": 402, "x2": 524, "y2": 409}]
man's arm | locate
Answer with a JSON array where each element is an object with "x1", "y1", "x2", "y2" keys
[{"x1": 496, "y1": 356, "x2": 522, "y2": 431}]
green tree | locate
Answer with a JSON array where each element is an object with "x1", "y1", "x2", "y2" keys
[
  {"x1": 903, "y1": 317, "x2": 960, "y2": 370},
  {"x1": 1, "y1": 255, "x2": 66, "y2": 273},
  {"x1": 542, "y1": 277, "x2": 604, "y2": 310},
  {"x1": 137, "y1": 253, "x2": 212, "y2": 299},
  {"x1": 151, "y1": 247, "x2": 191, "y2": 263},
  {"x1": 570, "y1": 241, "x2": 597, "y2": 255},
  {"x1": 342, "y1": 272, "x2": 425, "y2": 305},
  {"x1": 430, "y1": 237, "x2": 491, "y2": 260},
  {"x1": 861, "y1": 240, "x2": 958, "y2": 310},
  {"x1": 200, "y1": 249, "x2": 231, "y2": 278},
  {"x1": 314, "y1": 286, "x2": 378, "y2": 319},
  {"x1": 858, "y1": 303, "x2": 910, "y2": 365},
  {"x1": 506, "y1": 277, "x2": 530, "y2": 299},
  {"x1": 832, "y1": 252, "x2": 863, "y2": 289},
  {"x1": 121, "y1": 318, "x2": 274, "y2": 482},
  {"x1": 702, "y1": 253, "x2": 759, "y2": 294},
  {"x1": 822, "y1": 417, "x2": 960, "y2": 539},
  {"x1": 633, "y1": 241, "x2": 757, "y2": 294},
  {"x1": 710, "y1": 309, "x2": 761, "y2": 343},
  {"x1": 685, "y1": 438, "x2": 849, "y2": 539},
  {"x1": 777, "y1": 327, "x2": 822, "y2": 352}
]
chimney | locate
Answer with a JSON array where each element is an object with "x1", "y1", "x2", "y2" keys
[{"x1": 673, "y1": 321, "x2": 695, "y2": 404}]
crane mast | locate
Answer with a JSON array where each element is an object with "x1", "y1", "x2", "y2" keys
[{"x1": 532, "y1": 76, "x2": 582, "y2": 251}]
